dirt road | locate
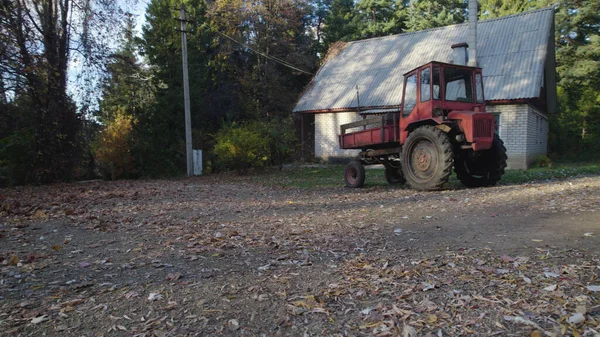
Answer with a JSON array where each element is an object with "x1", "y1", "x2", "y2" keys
[{"x1": 1, "y1": 174, "x2": 599, "y2": 336}]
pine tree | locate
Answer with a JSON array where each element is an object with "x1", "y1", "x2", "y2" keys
[
  {"x1": 403, "y1": 0, "x2": 466, "y2": 32},
  {"x1": 322, "y1": 0, "x2": 356, "y2": 50}
]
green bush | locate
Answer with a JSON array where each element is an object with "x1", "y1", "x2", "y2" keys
[
  {"x1": 264, "y1": 117, "x2": 297, "y2": 169},
  {"x1": 213, "y1": 122, "x2": 269, "y2": 173},
  {"x1": 0, "y1": 129, "x2": 34, "y2": 187},
  {"x1": 531, "y1": 155, "x2": 553, "y2": 168}
]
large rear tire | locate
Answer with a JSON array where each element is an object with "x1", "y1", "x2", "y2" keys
[
  {"x1": 454, "y1": 134, "x2": 507, "y2": 188},
  {"x1": 402, "y1": 126, "x2": 454, "y2": 191},
  {"x1": 344, "y1": 160, "x2": 365, "y2": 188}
]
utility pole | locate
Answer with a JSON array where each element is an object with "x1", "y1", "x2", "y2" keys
[{"x1": 179, "y1": 4, "x2": 193, "y2": 177}]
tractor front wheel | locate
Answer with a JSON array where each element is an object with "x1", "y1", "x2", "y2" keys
[
  {"x1": 402, "y1": 126, "x2": 454, "y2": 190},
  {"x1": 344, "y1": 160, "x2": 365, "y2": 188},
  {"x1": 454, "y1": 134, "x2": 507, "y2": 188}
]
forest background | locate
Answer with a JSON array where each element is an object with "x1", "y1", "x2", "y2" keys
[{"x1": 1, "y1": 0, "x2": 599, "y2": 185}]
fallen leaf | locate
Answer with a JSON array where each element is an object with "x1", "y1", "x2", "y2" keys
[
  {"x1": 165, "y1": 272, "x2": 181, "y2": 281},
  {"x1": 228, "y1": 319, "x2": 240, "y2": 331},
  {"x1": 543, "y1": 284, "x2": 557, "y2": 291},
  {"x1": 567, "y1": 313, "x2": 585, "y2": 324},
  {"x1": 585, "y1": 285, "x2": 600, "y2": 292},
  {"x1": 148, "y1": 293, "x2": 163, "y2": 301},
  {"x1": 31, "y1": 315, "x2": 49, "y2": 324},
  {"x1": 402, "y1": 325, "x2": 417, "y2": 337},
  {"x1": 8, "y1": 255, "x2": 19, "y2": 266}
]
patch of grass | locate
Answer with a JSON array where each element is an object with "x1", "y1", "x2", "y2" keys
[
  {"x1": 500, "y1": 162, "x2": 600, "y2": 185},
  {"x1": 245, "y1": 165, "x2": 386, "y2": 188},
  {"x1": 248, "y1": 161, "x2": 600, "y2": 189}
]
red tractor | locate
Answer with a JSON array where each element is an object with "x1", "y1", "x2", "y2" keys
[{"x1": 339, "y1": 61, "x2": 507, "y2": 190}]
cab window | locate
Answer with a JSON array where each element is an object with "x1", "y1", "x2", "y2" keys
[
  {"x1": 476, "y1": 73, "x2": 484, "y2": 103},
  {"x1": 444, "y1": 67, "x2": 474, "y2": 102},
  {"x1": 420, "y1": 68, "x2": 431, "y2": 102},
  {"x1": 432, "y1": 67, "x2": 441, "y2": 99},
  {"x1": 403, "y1": 73, "x2": 417, "y2": 116}
]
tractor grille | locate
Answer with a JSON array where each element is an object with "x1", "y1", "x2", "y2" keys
[{"x1": 473, "y1": 119, "x2": 492, "y2": 138}]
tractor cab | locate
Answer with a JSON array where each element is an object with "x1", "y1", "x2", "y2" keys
[{"x1": 399, "y1": 61, "x2": 492, "y2": 149}]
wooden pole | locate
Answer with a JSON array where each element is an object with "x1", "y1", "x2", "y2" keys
[{"x1": 180, "y1": 4, "x2": 193, "y2": 176}]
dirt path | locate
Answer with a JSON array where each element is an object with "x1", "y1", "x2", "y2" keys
[{"x1": 1, "y1": 175, "x2": 599, "y2": 336}]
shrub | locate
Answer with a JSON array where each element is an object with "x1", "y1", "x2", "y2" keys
[
  {"x1": 213, "y1": 122, "x2": 269, "y2": 173},
  {"x1": 94, "y1": 110, "x2": 136, "y2": 179},
  {"x1": 532, "y1": 155, "x2": 553, "y2": 168},
  {"x1": 0, "y1": 129, "x2": 34, "y2": 186},
  {"x1": 264, "y1": 117, "x2": 297, "y2": 169}
]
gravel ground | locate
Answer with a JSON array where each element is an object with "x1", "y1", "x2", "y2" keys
[{"x1": 1, "y1": 173, "x2": 599, "y2": 336}]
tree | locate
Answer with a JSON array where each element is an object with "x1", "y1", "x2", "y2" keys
[
  {"x1": 350, "y1": 0, "x2": 407, "y2": 38},
  {"x1": 138, "y1": 0, "x2": 216, "y2": 176},
  {"x1": 0, "y1": 0, "x2": 127, "y2": 183},
  {"x1": 98, "y1": 15, "x2": 153, "y2": 124},
  {"x1": 404, "y1": 0, "x2": 466, "y2": 32},
  {"x1": 322, "y1": 0, "x2": 356, "y2": 48},
  {"x1": 478, "y1": 0, "x2": 539, "y2": 19},
  {"x1": 548, "y1": 0, "x2": 600, "y2": 154},
  {"x1": 95, "y1": 15, "x2": 153, "y2": 179}
]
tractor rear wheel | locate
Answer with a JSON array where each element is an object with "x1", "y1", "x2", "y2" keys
[
  {"x1": 344, "y1": 160, "x2": 365, "y2": 188},
  {"x1": 402, "y1": 126, "x2": 454, "y2": 190},
  {"x1": 385, "y1": 164, "x2": 406, "y2": 185},
  {"x1": 454, "y1": 134, "x2": 507, "y2": 188}
]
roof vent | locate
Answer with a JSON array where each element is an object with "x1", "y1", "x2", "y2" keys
[{"x1": 451, "y1": 42, "x2": 469, "y2": 66}]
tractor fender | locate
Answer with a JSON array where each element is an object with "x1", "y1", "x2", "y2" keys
[{"x1": 401, "y1": 118, "x2": 444, "y2": 143}]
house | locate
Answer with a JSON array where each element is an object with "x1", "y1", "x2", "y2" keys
[{"x1": 293, "y1": 7, "x2": 556, "y2": 169}]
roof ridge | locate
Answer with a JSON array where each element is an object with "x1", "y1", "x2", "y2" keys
[{"x1": 349, "y1": 6, "x2": 555, "y2": 45}]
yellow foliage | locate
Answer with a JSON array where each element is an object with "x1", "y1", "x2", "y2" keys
[{"x1": 94, "y1": 110, "x2": 136, "y2": 180}]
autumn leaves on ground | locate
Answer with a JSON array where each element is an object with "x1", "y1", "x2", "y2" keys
[{"x1": 1, "y1": 172, "x2": 599, "y2": 337}]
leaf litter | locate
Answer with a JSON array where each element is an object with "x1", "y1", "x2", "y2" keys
[{"x1": 0, "y1": 174, "x2": 599, "y2": 336}]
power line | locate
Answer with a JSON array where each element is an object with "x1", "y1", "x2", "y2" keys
[{"x1": 215, "y1": 31, "x2": 314, "y2": 76}]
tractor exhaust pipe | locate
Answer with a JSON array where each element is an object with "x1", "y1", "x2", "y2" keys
[{"x1": 467, "y1": 0, "x2": 478, "y2": 67}]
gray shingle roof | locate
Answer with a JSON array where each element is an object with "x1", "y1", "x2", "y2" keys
[{"x1": 293, "y1": 7, "x2": 554, "y2": 113}]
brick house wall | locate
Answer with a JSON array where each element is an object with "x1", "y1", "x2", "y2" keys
[
  {"x1": 314, "y1": 104, "x2": 548, "y2": 168},
  {"x1": 486, "y1": 104, "x2": 548, "y2": 169},
  {"x1": 315, "y1": 112, "x2": 362, "y2": 160}
]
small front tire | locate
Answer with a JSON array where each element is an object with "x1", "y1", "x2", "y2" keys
[{"x1": 344, "y1": 160, "x2": 365, "y2": 188}]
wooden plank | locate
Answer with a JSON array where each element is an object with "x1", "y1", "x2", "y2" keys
[{"x1": 340, "y1": 117, "x2": 382, "y2": 134}]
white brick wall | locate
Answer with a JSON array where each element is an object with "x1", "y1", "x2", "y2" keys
[
  {"x1": 525, "y1": 105, "x2": 549, "y2": 165},
  {"x1": 315, "y1": 112, "x2": 362, "y2": 160},
  {"x1": 314, "y1": 104, "x2": 548, "y2": 169},
  {"x1": 486, "y1": 104, "x2": 548, "y2": 169}
]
